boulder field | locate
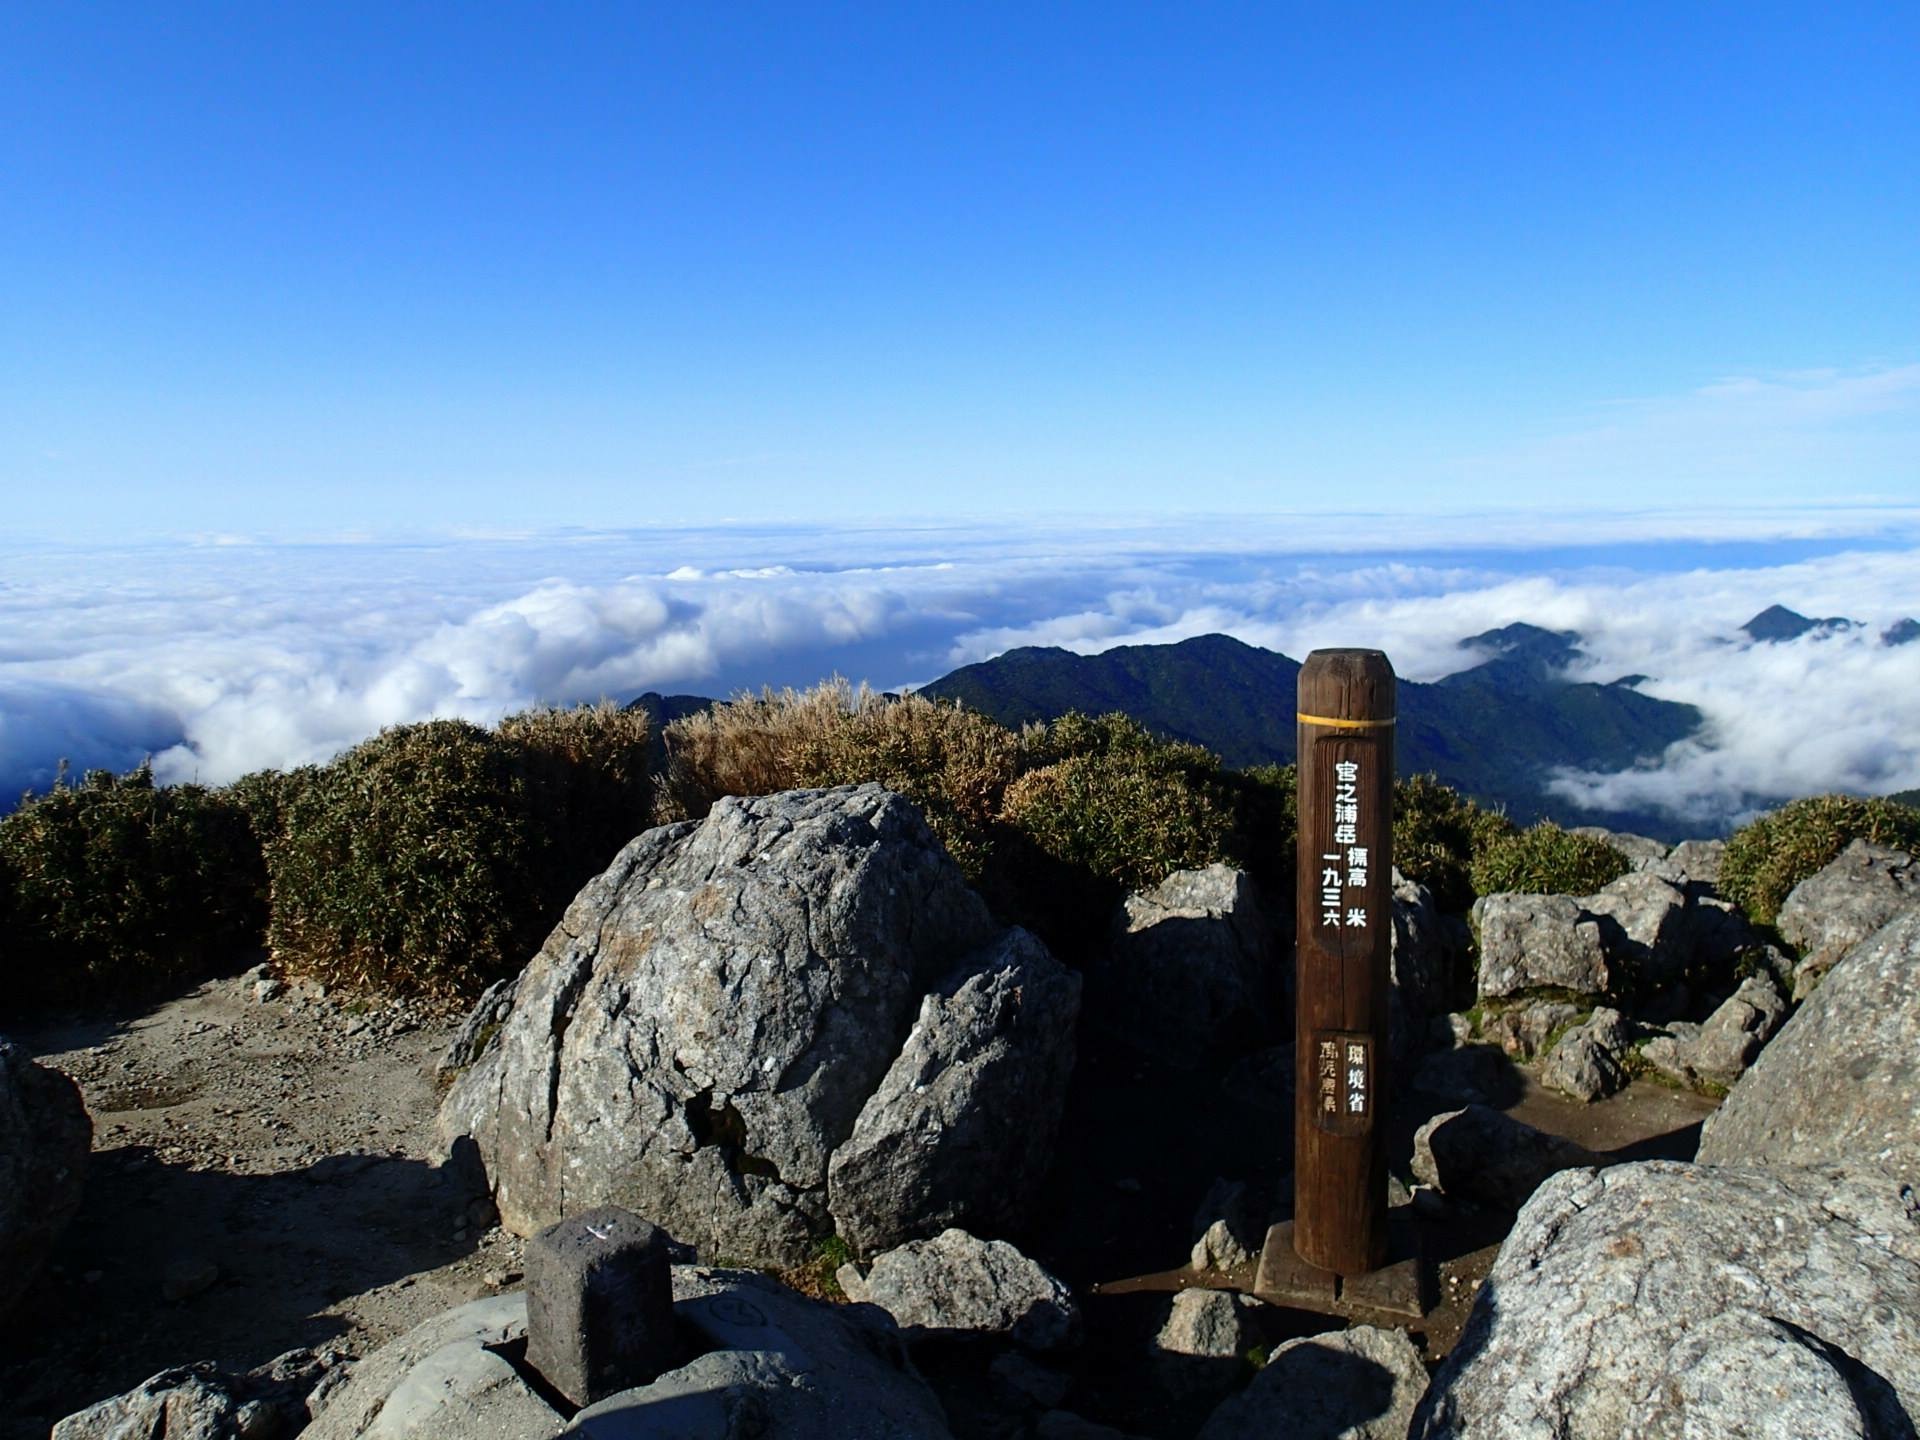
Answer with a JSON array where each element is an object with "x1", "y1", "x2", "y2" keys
[{"x1": 15, "y1": 794, "x2": 1920, "y2": 1438}]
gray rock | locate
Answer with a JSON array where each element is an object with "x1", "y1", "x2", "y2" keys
[
  {"x1": 1410, "y1": 1161, "x2": 1920, "y2": 1438},
  {"x1": 1663, "y1": 837, "x2": 1727, "y2": 888},
  {"x1": 1154, "y1": 1289, "x2": 1259, "y2": 1360},
  {"x1": 567, "y1": 1268, "x2": 952, "y2": 1439},
  {"x1": 1411, "y1": 1105, "x2": 1600, "y2": 1211},
  {"x1": 1103, "y1": 865, "x2": 1273, "y2": 1064},
  {"x1": 1480, "y1": 1000, "x2": 1580, "y2": 1061},
  {"x1": 1685, "y1": 974, "x2": 1789, "y2": 1086},
  {"x1": 303, "y1": 1294, "x2": 548, "y2": 1440},
  {"x1": 827, "y1": 927, "x2": 1080, "y2": 1256},
  {"x1": 1580, "y1": 870, "x2": 1692, "y2": 996},
  {"x1": 435, "y1": 974, "x2": 518, "y2": 1076},
  {"x1": 835, "y1": 1262, "x2": 870, "y2": 1303},
  {"x1": 1778, "y1": 840, "x2": 1919, "y2": 998},
  {"x1": 53, "y1": 1349, "x2": 349, "y2": 1440},
  {"x1": 1153, "y1": 1289, "x2": 1261, "y2": 1397},
  {"x1": 1198, "y1": 1324, "x2": 1428, "y2": 1440},
  {"x1": 1699, "y1": 907, "x2": 1920, "y2": 1171},
  {"x1": 0, "y1": 1036, "x2": 90, "y2": 1320},
  {"x1": 1540, "y1": 1007, "x2": 1633, "y2": 1102},
  {"x1": 439, "y1": 786, "x2": 1073, "y2": 1267},
  {"x1": 309, "y1": 1269, "x2": 953, "y2": 1440},
  {"x1": 1569, "y1": 826, "x2": 1668, "y2": 864},
  {"x1": 1685, "y1": 893, "x2": 1768, "y2": 973},
  {"x1": 861, "y1": 1228, "x2": 1080, "y2": 1352},
  {"x1": 1636, "y1": 1025, "x2": 1701, "y2": 1087},
  {"x1": 1472, "y1": 893, "x2": 1612, "y2": 1000},
  {"x1": 1189, "y1": 1178, "x2": 1265, "y2": 1274}
]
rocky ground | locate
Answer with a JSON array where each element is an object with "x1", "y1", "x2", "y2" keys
[
  {"x1": 2, "y1": 957, "x2": 1718, "y2": 1439},
  {"x1": 0, "y1": 965, "x2": 516, "y2": 1439}
]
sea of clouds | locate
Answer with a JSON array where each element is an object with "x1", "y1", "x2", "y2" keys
[{"x1": 3, "y1": 506, "x2": 1917, "y2": 834}]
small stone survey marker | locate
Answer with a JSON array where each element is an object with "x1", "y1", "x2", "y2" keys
[{"x1": 524, "y1": 1205, "x2": 678, "y2": 1408}]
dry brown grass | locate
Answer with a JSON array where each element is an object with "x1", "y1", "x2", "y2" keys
[{"x1": 657, "y1": 678, "x2": 870, "y2": 821}]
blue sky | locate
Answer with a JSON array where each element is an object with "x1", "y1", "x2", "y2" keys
[
  {"x1": 3, "y1": 4, "x2": 1916, "y2": 538},
  {"x1": 3, "y1": 8, "x2": 1917, "y2": 829}
]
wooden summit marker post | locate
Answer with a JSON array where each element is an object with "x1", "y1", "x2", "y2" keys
[{"x1": 1294, "y1": 649, "x2": 1395, "y2": 1277}]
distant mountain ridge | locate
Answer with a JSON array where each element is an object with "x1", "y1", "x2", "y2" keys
[
  {"x1": 1738, "y1": 604, "x2": 1918, "y2": 646},
  {"x1": 917, "y1": 626, "x2": 1703, "y2": 837}
]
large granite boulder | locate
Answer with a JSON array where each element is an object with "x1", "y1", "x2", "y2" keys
[
  {"x1": 1698, "y1": 906, "x2": 1920, "y2": 1170},
  {"x1": 1411, "y1": 1104, "x2": 1600, "y2": 1212},
  {"x1": 1473, "y1": 894, "x2": 1612, "y2": 999},
  {"x1": 306, "y1": 1270, "x2": 953, "y2": 1440},
  {"x1": 438, "y1": 786, "x2": 1078, "y2": 1267},
  {"x1": 829, "y1": 929, "x2": 1081, "y2": 1256},
  {"x1": 1102, "y1": 865, "x2": 1272, "y2": 1064},
  {"x1": 858, "y1": 1228, "x2": 1080, "y2": 1353},
  {"x1": 56, "y1": 1349, "x2": 352, "y2": 1440},
  {"x1": 1777, "y1": 839, "x2": 1918, "y2": 998},
  {"x1": 1199, "y1": 1325, "x2": 1428, "y2": 1440},
  {"x1": 1476, "y1": 871, "x2": 1761, "y2": 1012},
  {"x1": 0, "y1": 1036, "x2": 91, "y2": 1319},
  {"x1": 1411, "y1": 1161, "x2": 1920, "y2": 1438}
]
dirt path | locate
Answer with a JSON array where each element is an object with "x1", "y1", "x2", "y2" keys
[{"x1": 1, "y1": 968, "x2": 518, "y2": 1438}]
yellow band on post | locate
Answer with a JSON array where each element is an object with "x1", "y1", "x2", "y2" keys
[{"x1": 1296, "y1": 712, "x2": 1397, "y2": 730}]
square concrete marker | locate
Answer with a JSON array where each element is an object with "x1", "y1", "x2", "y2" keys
[{"x1": 525, "y1": 1206, "x2": 678, "y2": 1407}]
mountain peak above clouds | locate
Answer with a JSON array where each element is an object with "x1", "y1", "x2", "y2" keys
[
  {"x1": 1447, "y1": 623, "x2": 1586, "y2": 684},
  {"x1": 1739, "y1": 604, "x2": 1859, "y2": 643}
]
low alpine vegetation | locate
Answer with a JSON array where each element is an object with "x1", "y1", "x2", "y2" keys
[
  {"x1": 1719, "y1": 793, "x2": 1920, "y2": 927},
  {"x1": 1469, "y1": 820, "x2": 1631, "y2": 898}
]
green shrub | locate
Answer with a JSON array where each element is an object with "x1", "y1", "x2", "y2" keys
[
  {"x1": 0, "y1": 765, "x2": 267, "y2": 1007},
  {"x1": 1469, "y1": 820, "x2": 1630, "y2": 898},
  {"x1": 1221, "y1": 762, "x2": 1298, "y2": 892},
  {"x1": 1719, "y1": 793, "x2": 1920, "y2": 927},
  {"x1": 266, "y1": 705, "x2": 655, "y2": 1002},
  {"x1": 267, "y1": 720, "x2": 544, "y2": 1000},
  {"x1": 1394, "y1": 772, "x2": 1516, "y2": 911},
  {"x1": 1001, "y1": 743, "x2": 1235, "y2": 893}
]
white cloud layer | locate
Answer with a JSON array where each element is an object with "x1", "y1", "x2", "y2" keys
[{"x1": 2, "y1": 509, "x2": 1917, "y2": 832}]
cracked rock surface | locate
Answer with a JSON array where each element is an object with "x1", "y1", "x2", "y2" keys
[
  {"x1": 438, "y1": 785, "x2": 1078, "y2": 1267},
  {"x1": 1699, "y1": 904, "x2": 1920, "y2": 1171},
  {"x1": 1410, "y1": 1159, "x2": 1920, "y2": 1438}
]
